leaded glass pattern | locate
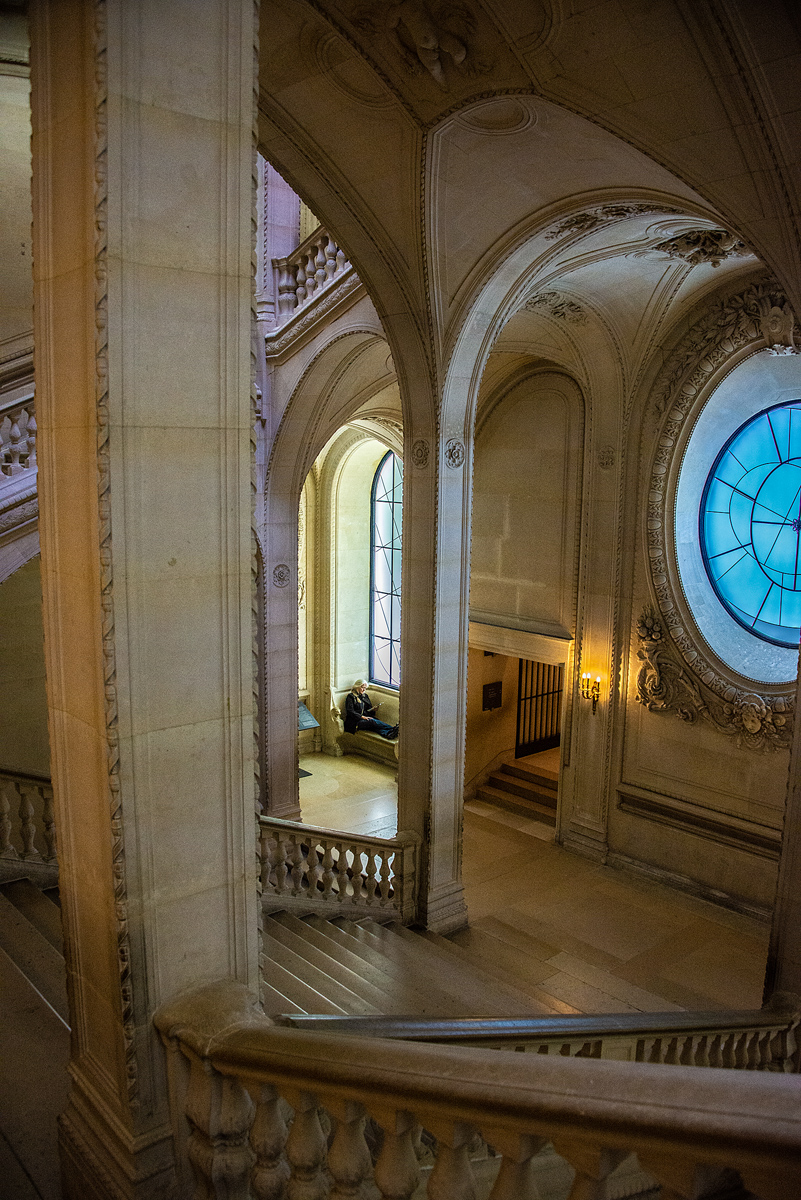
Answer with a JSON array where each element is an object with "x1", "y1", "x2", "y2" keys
[
  {"x1": 700, "y1": 399, "x2": 801, "y2": 648},
  {"x1": 370, "y1": 451, "x2": 403, "y2": 687}
]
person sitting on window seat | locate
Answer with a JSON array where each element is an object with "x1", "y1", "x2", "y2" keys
[{"x1": 344, "y1": 680, "x2": 398, "y2": 739}]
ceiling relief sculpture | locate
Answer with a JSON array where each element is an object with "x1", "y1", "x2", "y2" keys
[
  {"x1": 545, "y1": 203, "x2": 681, "y2": 242},
  {"x1": 351, "y1": 0, "x2": 492, "y2": 89},
  {"x1": 649, "y1": 228, "x2": 752, "y2": 269}
]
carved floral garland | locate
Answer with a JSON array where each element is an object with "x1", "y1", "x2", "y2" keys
[{"x1": 639, "y1": 278, "x2": 798, "y2": 753}]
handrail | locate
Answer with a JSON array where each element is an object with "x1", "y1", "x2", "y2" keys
[
  {"x1": 258, "y1": 814, "x2": 420, "y2": 922},
  {"x1": 271, "y1": 226, "x2": 351, "y2": 321},
  {"x1": 273, "y1": 1001, "x2": 801, "y2": 1071},
  {"x1": 155, "y1": 981, "x2": 801, "y2": 1200}
]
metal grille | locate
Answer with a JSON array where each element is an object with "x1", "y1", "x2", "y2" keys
[{"x1": 516, "y1": 659, "x2": 563, "y2": 757}]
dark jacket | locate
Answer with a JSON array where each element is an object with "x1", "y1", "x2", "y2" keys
[{"x1": 344, "y1": 690, "x2": 376, "y2": 733}]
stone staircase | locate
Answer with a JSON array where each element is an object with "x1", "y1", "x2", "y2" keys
[
  {"x1": 260, "y1": 910, "x2": 566, "y2": 1018},
  {"x1": 475, "y1": 757, "x2": 558, "y2": 826},
  {"x1": 0, "y1": 875, "x2": 70, "y2": 1200}
]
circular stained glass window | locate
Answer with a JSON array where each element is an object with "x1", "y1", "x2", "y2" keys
[{"x1": 700, "y1": 399, "x2": 801, "y2": 648}]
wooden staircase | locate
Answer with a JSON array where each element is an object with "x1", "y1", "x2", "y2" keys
[{"x1": 475, "y1": 756, "x2": 558, "y2": 826}]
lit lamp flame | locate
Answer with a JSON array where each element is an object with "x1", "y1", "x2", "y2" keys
[{"x1": 580, "y1": 672, "x2": 601, "y2": 714}]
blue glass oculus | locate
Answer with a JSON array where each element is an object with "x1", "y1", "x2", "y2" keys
[{"x1": 700, "y1": 399, "x2": 801, "y2": 648}]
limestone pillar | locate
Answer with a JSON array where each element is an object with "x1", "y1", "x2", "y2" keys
[
  {"x1": 764, "y1": 657, "x2": 801, "y2": 1001},
  {"x1": 30, "y1": 1, "x2": 259, "y2": 1195}
]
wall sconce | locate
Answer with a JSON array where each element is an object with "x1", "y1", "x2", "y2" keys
[{"x1": 581, "y1": 672, "x2": 601, "y2": 714}]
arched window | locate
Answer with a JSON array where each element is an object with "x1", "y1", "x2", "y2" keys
[{"x1": 370, "y1": 451, "x2": 403, "y2": 688}]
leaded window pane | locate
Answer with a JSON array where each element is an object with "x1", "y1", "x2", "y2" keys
[{"x1": 370, "y1": 451, "x2": 403, "y2": 687}]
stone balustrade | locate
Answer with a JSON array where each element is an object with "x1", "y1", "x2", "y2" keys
[
  {"x1": 272, "y1": 227, "x2": 350, "y2": 321},
  {"x1": 155, "y1": 981, "x2": 801, "y2": 1200},
  {"x1": 0, "y1": 768, "x2": 57, "y2": 884},
  {"x1": 258, "y1": 814, "x2": 420, "y2": 923},
  {"x1": 0, "y1": 398, "x2": 37, "y2": 480},
  {"x1": 278, "y1": 1003, "x2": 801, "y2": 1073}
]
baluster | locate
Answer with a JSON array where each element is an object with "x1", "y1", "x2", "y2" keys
[
  {"x1": 259, "y1": 829, "x2": 275, "y2": 893},
  {"x1": 295, "y1": 259, "x2": 308, "y2": 306},
  {"x1": 250, "y1": 1083, "x2": 290, "y2": 1200},
  {"x1": 6, "y1": 416, "x2": 25, "y2": 475},
  {"x1": 320, "y1": 840, "x2": 335, "y2": 901},
  {"x1": 324, "y1": 235, "x2": 337, "y2": 283},
  {"x1": 19, "y1": 785, "x2": 42, "y2": 860},
  {"x1": 485, "y1": 1132, "x2": 549, "y2": 1200},
  {"x1": 303, "y1": 249, "x2": 316, "y2": 299},
  {"x1": 289, "y1": 837, "x2": 306, "y2": 896},
  {"x1": 24, "y1": 411, "x2": 36, "y2": 469},
  {"x1": 185, "y1": 1057, "x2": 255, "y2": 1200},
  {"x1": 335, "y1": 840, "x2": 348, "y2": 900},
  {"x1": 349, "y1": 845, "x2": 364, "y2": 902},
  {"x1": 364, "y1": 849, "x2": 378, "y2": 904},
  {"x1": 372, "y1": 1108, "x2": 421, "y2": 1200},
  {"x1": 275, "y1": 258, "x2": 297, "y2": 316},
  {"x1": 378, "y1": 849, "x2": 392, "y2": 905},
  {"x1": 273, "y1": 838, "x2": 289, "y2": 894},
  {"x1": 551, "y1": 1144, "x2": 628, "y2": 1200},
  {"x1": 42, "y1": 788, "x2": 57, "y2": 862},
  {"x1": 0, "y1": 783, "x2": 19, "y2": 858},
  {"x1": 336, "y1": 246, "x2": 346, "y2": 276},
  {"x1": 327, "y1": 1098, "x2": 371, "y2": 1200},
  {"x1": 693, "y1": 1035, "x2": 710, "y2": 1067},
  {"x1": 0, "y1": 420, "x2": 6, "y2": 473},
  {"x1": 426, "y1": 1120, "x2": 478, "y2": 1200},
  {"x1": 313, "y1": 238, "x2": 327, "y2": 291},
  {"x1": 284, "y1": 1091, "x2": 328, "y2": 1200}
]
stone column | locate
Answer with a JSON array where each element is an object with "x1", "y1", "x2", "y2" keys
[
  {"x1": 30, "y1": 1, "x2": 259, "y2": 1195},
  {"x1": 764, "y1": 656, "x2": 801, "y2": 1001}
]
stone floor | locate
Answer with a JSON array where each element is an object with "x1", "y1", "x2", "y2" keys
[{"x1": 299, "y1": 751, "x2": 770, "y2": 1014}]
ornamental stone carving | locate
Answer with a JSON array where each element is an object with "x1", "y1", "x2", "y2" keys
[
  {"x1": 272, "y1": 563, "x2": 291, "y2": 588},
  {"x1": 758, "y1": 297, "x2": 799, "y2": 355},
  {"x1": 545, "y1": 202, "x2": 679, "y2": 241},
  {"x1": 650, "y1": 228, "x2": 751, "y2": 268},
  {"x1": 444, "y1": 438, "x2": 465, "y2": 468},
  {"x1": 597, "y1": 445, "x2": 615, "y2": 471},
  {"x1": 353, "y1": 1, "x2": 490, "y2": 89},
  {"x1": 411, "y1": 438, "x2": 429, "y2": 468},
  {"x1": 640, "y1": 278, "x2": 798, "y2": 753},
  {"x1": 525, "y1": 291, "x2": 587, "y2": 325},
  {"x1": 635, "y1": 606, "x2": 792, "y2": 753}
]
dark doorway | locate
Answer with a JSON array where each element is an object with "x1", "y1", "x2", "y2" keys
[{"x1": 516, "y1": 659, "x2": 563, "y2": 758}]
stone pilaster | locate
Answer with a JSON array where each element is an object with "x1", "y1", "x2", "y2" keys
[{"x1": 30, "y1": 0, "x2": 259, "y2": 1194}]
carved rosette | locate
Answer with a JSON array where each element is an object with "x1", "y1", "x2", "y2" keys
[
  {"x1": 272, "y1": 563, "x2": 291, "y2": 588},
  {"x1": 411, "y1": 438, "x2": 429, "y2": 468},
  {"x1": 444, "y1": 438, "x2": 465, "y2": 469},
  {"x1": 640, "y1": 278, "x2": 798, "y2": 753}
]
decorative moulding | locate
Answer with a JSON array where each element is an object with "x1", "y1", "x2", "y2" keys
[
  {"x1": 352, "y1": 1, "x2": 492, "y2": 90},
  {"x1": 524, "y1": 291, "x2": 587, "y2": 324},
  {"x1": 272, "y1": 563, "x2": 291, "y2": 588},
  {"x1": 444, "y1": 438, "x2": 464, "y2": 468},
  {"x1": 617, "y1": 786, "x2": 781, "y2": 862},
  {"x1": 640, "y1": 279, "x2": 799, "y2": 752},
  {"x1": 411, "y1": 438, "x2": 429, "y2": 468},
  {"x1": 545, "y1": 202, "x2": 681, "y2": 242},
  {"x1": 635, "y1": 606, "x2": 792, "y2": 753},
  {"x1": 263, "y1": 269, "x2": 362, "y2": 359}
]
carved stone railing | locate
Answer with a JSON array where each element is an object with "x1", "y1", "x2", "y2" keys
[
  {"x1": 156, "y1": 981, "x2": 801, "y2": 1200},
  {"x1": 276, "y1": 1000, "x2": 801, "y2": 1073},
  {"x1": 0, "y1": 396, "x2": 37, "y2": 481},
  {"x1": 258, "y1": 814, "x2": 419, "y2": 923},
  {"x1": 0, "y1": 767, "x2": 57, "y2": 885},
  {"x1": 272, "y1": 226, "x2": 351, "y2": 321}
]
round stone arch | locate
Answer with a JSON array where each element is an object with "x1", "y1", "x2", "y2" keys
[{"x1": 261, "y1": 326, "x2": 399, "y2": 818}]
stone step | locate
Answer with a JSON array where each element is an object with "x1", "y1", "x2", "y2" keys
[
  {"x1": 0, "y1": 893, "x2": 68, "y2": 1024},
  {"x1": 260, "y1": 949, "x2": 349, "y2": 1016},
  {"x1": 265, "y1": 914, "x2": 405, "y2": 1014},
  {"x1": 487, "y1": 771, "x2": 557, "y2": 806},
  {"x1": 475, "y1": 784, "x2": 557, "y2": 825},
  {"x1": 501, "y1": 761, "x2": 558, "y2": 790},
  {"x1": 262, "y1": 928, "x2": 380, "y2": 1016},
  {"x1": 446, "y1": 925, "x2": 578, "y2": 1013},
  {"x1": 348, "y1": 919, "x2": 532, "y2": 1018},
  {"x1": 0, "y1": 878, "x2": 63, "y2": 952},
  {"x1": 303, "y1": 915, "x2": 465, "y2": 1016}
]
